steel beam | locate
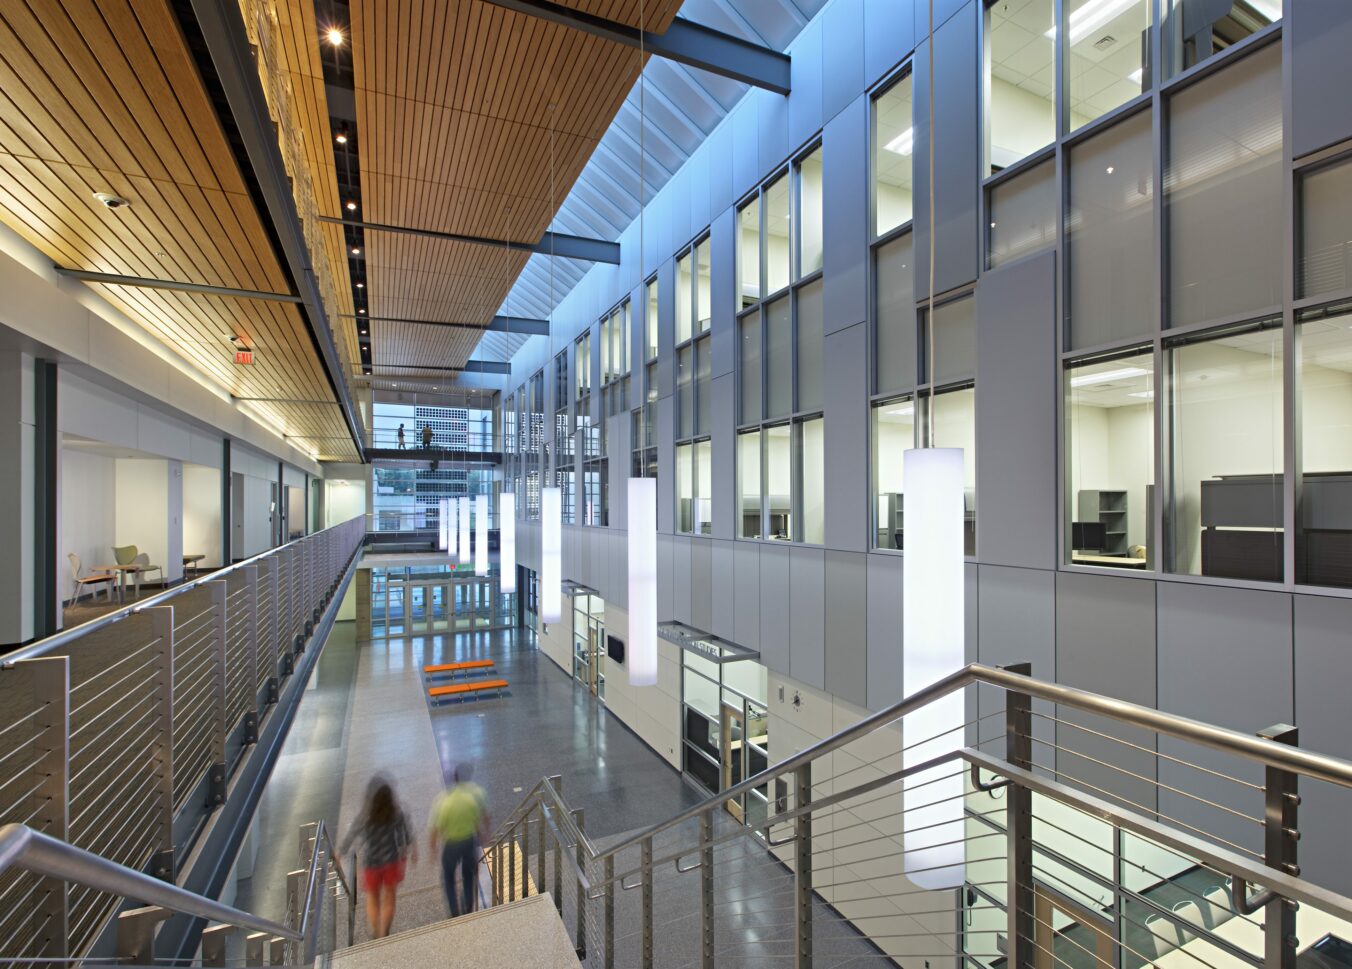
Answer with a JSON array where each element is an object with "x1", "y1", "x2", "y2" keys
[
  {"x1": 317, "y1": 216, "x2": 621, "y2": 264},
  {"x1": 55, "y1": 268, "x2": 303, "y2": 304},
  {"x1": 478, "y1": 0, "x2": 791, "y2": 94},
  {"x1": 371, "y1": 361, "x2": 512, "y2": 375},
  {"x1": 347, "y1": 314, "x2": 550, "y2": 335}
]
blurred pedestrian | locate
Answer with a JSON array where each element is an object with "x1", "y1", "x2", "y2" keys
[
  {"x1": 341, "y1": 779, "x2": 415, "y2": 939},
  {"x1": 397, "y1": 423, "x2": 406, "y2": 449},
  {"x1": 428, "y1": 764, "x2": 491, "y2": 917},
  {"x1": 421, "y1": 424, "x2": 433, "y2": 449}
]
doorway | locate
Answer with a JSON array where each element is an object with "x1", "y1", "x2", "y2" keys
[
  {"x1": 1034, "y1": 886, "x2": 1116, "y2": 969},
  {"x1": 571, "y1": 592, "x2": 605, "y2": 700},
  {"x1": 370, "y1": 567, "x2": 516, "y2": 639}
]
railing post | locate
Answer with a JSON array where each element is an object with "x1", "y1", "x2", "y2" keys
[
  {"x1": 242, "y1": 565, "x2": 259, "y2": 744},
  {"x1": 509, "y1": 824, "x2": 519, "y2": 901},
  {"x1": 208, "y1": 579, "x2": 229, "y2": 805},
  {"x1": 267, "y1": 558, "x2": 283, "y2": 694},
  {"x1": 573, "y1": 808, "x2": 586, "y2": 959},
  {"x1": 1004, "y1": 662, "x2": 1035, "y2": 969},
  {"x1": 604, "y1": 854, "x2": 615, "y2": 969},
  {"x1": 146, "y1": 606, "x2": 176, "y2": 877},
  {"x1": 20, "y1": 655, "x2": 70, "y2": 959},
  {"x1": 641, "y1": 835, "x2": 654, "y2": 969},
  {"x1": 1261, "y1": 724, "x2": 1300, "y2": 969},
  {"x1": 552, "y1": 809, "x2": 563, "y2": 915},
  {"x1": 536, "y1": 805, "x2": 547, "y2": 901},
  {"x1": 793, "y1": 764, "x2": 812, "y2": 969},
  {"x1": 700, "y1": 811, "x2": 714, "y2": 969}
]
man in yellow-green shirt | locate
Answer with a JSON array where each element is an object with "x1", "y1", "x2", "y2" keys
[{"x1": 428, "y1": 764, "x2": 491, "y2": 917}]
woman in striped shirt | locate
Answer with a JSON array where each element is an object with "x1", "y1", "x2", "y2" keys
[{"x1": 340, "y1": 780, "x2": 416, "y2": 938}]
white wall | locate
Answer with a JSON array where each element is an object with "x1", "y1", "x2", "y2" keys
[
  {"x1": 59, "y1": 448, "x2": 115, "y2": 601},
  {"x1": 325, "y1": 479, "x2": 367, "y2": 527},
  {"x1": 183, "y1": 464, "x2": 222, "y2": 568},
  {"x1": 114, "y1": 459, "x2": 183, "y2": 584}
]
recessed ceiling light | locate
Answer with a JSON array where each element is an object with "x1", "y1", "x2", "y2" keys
[
  {"x1": 93, "y1": 192, "x2": 131, "y2": 210},
  {"x1": 358, "y1": 308, "x2": 365, "y2": 314},
  {"x1": 1105, "y1": 166, "x2": 1115, "y2": 174},
  {"x1": 1070, "y1": 366, "x2": 1148, "y2": 388},
  {"x1": 325, "y1": 27, "x2": 344, "y2": 46},
  {"x1": 346, "y1": 201, "x2": 357, "y2": 211},
  {"x1": 356, "y1": 282, "x2": 364, "y2": 288},
  {"x1": 335, "y1": 130, "x2": 349, "y2": 145},
  {"x1": 351, "y1": 247, "x2": 361, "y2": 255},
  {"x1": 883, "y1": 127, "x2": 914, "y2": 156},
  {"x1": 1128, "y1": 67, "x2": 1143, "y2": 85}
]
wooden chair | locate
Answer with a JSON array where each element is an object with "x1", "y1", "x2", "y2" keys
[{"x1": 69, "y1": 554, "x2": 115, "y2": 605}]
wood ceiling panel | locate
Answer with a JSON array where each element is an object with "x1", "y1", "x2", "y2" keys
[{"x1": 373, "y1": 320, "x2": 484, "y2": 368}]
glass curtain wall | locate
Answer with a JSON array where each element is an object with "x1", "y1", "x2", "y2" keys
[
  {"x1": 676, "y1": 235, "x2": 712, "y2": 533},
  {"x1": 1296, "y1": 302, "x2": 1352, "y2": 589}
]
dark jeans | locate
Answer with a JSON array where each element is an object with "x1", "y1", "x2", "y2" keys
[{"x1": 440, "y1": 837, "x2": 478, "y2": 917}]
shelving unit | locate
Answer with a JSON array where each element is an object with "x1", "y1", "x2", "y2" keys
[{"x1": 1078, "y1": 489, "x2": 1129, "y2": 556}]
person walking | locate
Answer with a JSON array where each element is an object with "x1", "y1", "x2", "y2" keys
[
  {"x1": 421, "y1": 424, "x2": 433, "y2": 449},
  {"x1": 340, "y1": 779, "x2": 415, "y2": 939},
  {"x1": 397, "y1": 423, "x2": 406, "y2": 449},
  {"x1": 428, "y1": 765, "x2": 491, "y2": 918}
]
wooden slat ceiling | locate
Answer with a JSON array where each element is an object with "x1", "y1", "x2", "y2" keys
[
  {"x1": 349, "y1": 0, "x2": 683, "y2": 371},
  {"x1": 0, "y1": 0, "x2": 359, "y2": 461}
]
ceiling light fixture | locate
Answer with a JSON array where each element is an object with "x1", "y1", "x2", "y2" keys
[
  {"x1": 351, "y1": 247, "x2": 361, "y2": 255},
  {"x1": 356, "y1": 282, "x2": 364, "y2": 288},
  {"x1": 1070, "y1": 366, "x2": 1148, "y2": 387},
  {"x1": 325, "y1": 27, "x2": 344, "y2": 46},
  {"x1": 1128, "y1": 67, "x2": 1143, "y2": 85},
  {"x1": 358, "y1": 308, "x2": 365, "y2": 314},
  {"x1": 346, "y1": 201, "x2": 357, "y2": 211},
  {"x1": 1127, "y1": 390, "x2": 1155, "y2": 399},
  {"x1": 335, "y1": 130, "x2": 348, "y2": 144},
  {"x1": 884, "y1": 126, "x2": 914, "y2": 156},
  {"x1": 885, "y1": 405, "x2": 915, "y2": 418},
  {"x1": 1045, "y1": 0, "x2": 1138, "y2": 45}
]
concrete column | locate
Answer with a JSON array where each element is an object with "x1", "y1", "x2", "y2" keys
[{"x1": 0, "y1": 351, "x2": 36, "y2": 644}]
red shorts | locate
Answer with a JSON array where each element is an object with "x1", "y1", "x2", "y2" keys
[{"x1": 361, "y1": 859, "x2": 406, "y2": 893}]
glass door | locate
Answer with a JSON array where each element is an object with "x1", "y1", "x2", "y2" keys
[{"x1": 408, "y1": 585, "x2": 428, "y2": 634}]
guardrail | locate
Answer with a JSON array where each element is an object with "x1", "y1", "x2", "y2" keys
[{"x1": 0, "y1": 516, "x2": 364, "y2": 963}]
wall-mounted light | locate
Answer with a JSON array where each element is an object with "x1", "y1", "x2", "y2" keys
[
  {"x1": 627, "y1": 477, "x2": 657, "y2": 687},
  {"x1": 475, "y1": 494, "x2": 488, "y2": 576},
  {"x1": 500, "y1": 492, "x2": 516, "y2": 593},
  {"x1": 541, "y1": 487, "x2": 561, "y2": 623}
]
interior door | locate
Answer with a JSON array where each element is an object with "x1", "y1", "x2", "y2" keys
[
  {"x1": 1033, "y1": 886, "x2": 1115, "y2": 969},
  {"x1": 721, "y1": 703, "x2": 746, "y2": 822}
]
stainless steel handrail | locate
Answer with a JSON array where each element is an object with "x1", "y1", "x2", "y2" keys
[
  {"x1": 3, "y1": 516, "x2": 364, "y2": 664},
  {"x1": 0, "y1": 823, "x2": 300, "y2": 941}
]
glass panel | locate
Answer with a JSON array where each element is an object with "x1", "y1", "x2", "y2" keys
[
  {"x1": 723, "y1": 661, "x2": 768, "y2": 705},
  {"x1": 677, "y1": 442, "x2": 694, "y2": 534},
  {"x1": 796, "y1": 280, "x2": 824, "y2": 412},
  {"x1": 696, "y1": 237, "x2": 712, "y2": 334},
  {"x1": 739, "y1": 430, "x2": 763, "y2": 539},
  {"x1": 932, "y1": 387, "x2": 977, "y2": 556},
  {"x1": 740, "y1": 313, "x2": 762, "y2": 424},
  {"x1": 872, "y1": 398, "x2": 914, "y2": 549},
  {"x1": 766, "y1": 296, "x2": 793, "y2": 418},
  {"x1": 694, "y1": 439, "x2": 712, "y2": 536},
  {"x1": 1166, "y1": 0, "x2": 1281, "y2": 76},
  {"x1": 1167, "y1": 322, "x2": 1283, "y2": 580},
  {"x1": 1300, "y1": 158, "x2": 1352, "y2": 300},
  {"x1": 798, "y1": 418, "x2": 825, "y2": 544},
  {"x1": 986, "y1": 0, "x2": 1055, "y2": 175},
  {"x1": 1065, "y1": 0, "x2": 1148, "y2": 131},
  {"x1": 677, "y1": 251, "x2": 693, "y2": 344},
  {"x1": 988, "y1": 158, "x2": 1056, "y2": 267},
  {"x1": 646, "y1": 279, "x2": 659, "y2": 359},
  {"x1": 678, "y1": 345, "x2": 694, "y2": 439},
  {"x1": 798, "y1": 147, "x2": 824, "y2": 276},
  {"x1": 922, "y1": 294, "x2": 977, "y2": 384},
  {"x1": 1068, "y1": 109, "x2": 1154, "y2": 349},
  {"x1": 1296, "y1": 306, "x2": 1352, "y2": 588},
  {"x1": 765, "y1": 174, "x2": 791, "y2": 294},
  {"x1": 1066, "y1": 350, "x2": 1155, "y2": 568},
  {"x1": 738, "y1": 198, "x2": 761, "y2": 309},
  {"x1": 873, "y1": 73, "x2": 914, "y2": 236},
  {"x1": 696, "y1": 336, "x2": 712, "y2": 435},
  {"x1": 876, "y1": 232, "x2": 916, "y2": 395},
  {"x1": 765, "y1": 425, "x2": 793, "y2": 541}
]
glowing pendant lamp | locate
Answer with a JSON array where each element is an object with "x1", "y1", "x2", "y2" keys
[
  {"x1": 438, "y1": 497, "x2": 448, "y2": 552},
  {"x1": 541, "y1": 486, "x2": 561, "y2": 623},
  {"x1": 458, "y1": 496, "x2": 471, "y2": 566},
  {"x1": 500, "y1": 493, "x2": 516, "y2": 593},
  {"x1": 627, "y1": 477, "x2": 657, "y2": 686},
  {"x1": 475, "y1": 494, "x2": 488, "y2": 576}
]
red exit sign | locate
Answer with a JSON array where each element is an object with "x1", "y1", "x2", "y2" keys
[{"x1": 234, "y1": 350, "x2": 254, "y2": 365}]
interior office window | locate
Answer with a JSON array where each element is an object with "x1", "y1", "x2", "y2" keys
[
  {"x1": 797, "y1": 147, "x2": 824, "y2": 276},
  {"x1": 677, "y1": 250, "x2": 693, "y2": 344},
  {"x1": 678, "y1": 345, "x2": 694, "y2": 439},
  {"x1": 1067, "y1": 109, "x2": 1154, "y2": 349},
  {"x1": 646, "y1": 277, "x2": 659, "y2": 360},
  {"x1": 1299, "y1": 156, "x2": 1352, "y2": 299},
  {"x1": 873, "y1": 72, "x2": 914, "y2": 236},
  {"x1": 929, "y1": 386, "x2": 978, "y2": 556},
  {"x1": 575, "y1": 332, "x2": 591, "y2": 400},
  {"x1": 1065, "y1": 350, "x2": 1155, "y2": 569},
  {"x1": 694, "y1": 439, "x2": 712, "y2": 536},
  {"x1": 872, "y1": 397, "x2": 914, "y2": 549},
  {"x1": 1165, "y1": 0, "x2": 1281, "y2": 76},
  {"x1": 739, "y1": 429, "x2": 763, "y2": 538},
  {"x1": 875, "y1": 232, "x2": 916, "y2": 395},
  {"x1": 1167, "y1": 43, "x2": 1282, "y2": 330},
  {"x1": 765, "y1": 173, "x2": 791, "y2": 294},
  {"x1": 696, "y1": 237, "x2": 712, "y2": 334},
  {"x1": 740, "y1": 314, "x2": 762, "y2": 423},
  {"x1": 1295, "y1": 304, "x2": 1352, "y2": 588},
  {"x1": 696, "y1": 337, "x2": 712, "y2": 435},
  {"x1": 677, "y1": 442, "x2": 694, "y2": 534},
  {"x1": 739, "y1": 198, "x2": 761, "y2": 309},
  {"x1": 1167, "y1": 319, "x2": 1283, "y2": 581},
  {"x1": 988, "y1": 158, "x2": 1056, "y2": 267},
  {"x1": 985, "y1": 0, "x2": 1055, "y2": 175},
  {"x1": 765, "y1": 424, "x2": 793, "y2": 541},
  {"x1": 797, "y1": 417, "x2": 825, "y2": 545},
  {"x1": 921, "y1": 293, "x2": 976, "y2": 385},
  {"x1": 766, "y1": 296, "x2": 793, "y2": 419},
  {"x1": 1064, "y1": 0, "x2": 1148, "y2": 131},
  {"x1": 796, "y1": 280, "x2": 824, "y2": 413}
]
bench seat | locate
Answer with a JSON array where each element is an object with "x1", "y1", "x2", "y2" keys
[
  {"x1": 423, "y1": 659, "x2": 496, "y2": 675},
  {"x1": 427, "y1": 679, "x2": 508, "y2": 702}
]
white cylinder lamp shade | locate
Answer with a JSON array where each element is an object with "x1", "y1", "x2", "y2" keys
[
  {"x1": 901, "y1": 447, "x2": 966, "y2": 890},
  {"x1": 438, "y1": 498, "x2": 448, "y2": 552},
  {"x1": 500, "y1": 493, "x2": 516, "y2": 593},
  {"x1": 459, "y1": 496, "x2": 471, "y2": 565},
  {"x1": 627, "y1": 477, "x2": 657, "y2": 687},
  {"x1": 475, "y1": 494, "x2": 488, "y2": 576},
  {"x1": 541, "y1": 486, "x2": 562, "y2": 623},
  {"x1": 449, "y1": 497, "x2": 459, "y2": 560}
]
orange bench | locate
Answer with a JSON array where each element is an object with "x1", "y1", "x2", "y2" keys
[
  {"x1": 423, "y1": 659, "x2": 495, "y2": 675},
  {"x1": 427, "y1": 679, "x2": 509, "y2": 703}
]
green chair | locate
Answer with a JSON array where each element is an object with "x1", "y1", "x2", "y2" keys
[{"x1": 112, "y1": 545, "x2": 138, "y2": 565}]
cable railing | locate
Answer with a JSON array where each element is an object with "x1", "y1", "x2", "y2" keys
[
  {"x1": 486, "y1": 662, "x2": 1352, "y2": 969},
  {"x1": 0, "y1": 516, "x2": 364, "y2": 964}
]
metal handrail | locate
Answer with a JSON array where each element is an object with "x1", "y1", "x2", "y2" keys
[
  {"x1": 0, "y1": 823, "x2": 299, "y2": 941},
  {"x1": 2, "y1": 516, "x2": 365, "y2": 664}
]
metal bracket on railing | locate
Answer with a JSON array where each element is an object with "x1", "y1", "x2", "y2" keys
[
  {"x1": 116, "y1": 904, "x2": 171, "y2": 964},
  {"x1": 620, "y1": 871, "x2": 645, "y2": 891},
  {"x1": 1232, "y1": 875, "x2": 1277, "y2": 916},
  {"x1": 243, "y1": 711, "x2": 259, "y2": 745},
  {"x1": 201, "y1": 923, "x2": 236, "y2": 967},
  {"x1": 766, "y1": 830, "x2": 797, "y2": 848},
  {"x1": 675, "y1": 855, "x2": 703, "y2": 874},
  {"x1": 245, "y1": 931, "x2": 267, "y2": 967},
  {"x1": 209, "y1": 762, "x2": 227, "y2": 806},
  {"x1": 971, "y1": 762, "x2": 1011, "y2": 793}
]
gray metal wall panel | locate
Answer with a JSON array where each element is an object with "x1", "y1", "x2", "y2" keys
[
  {"x1": 711, "y1": 539, "x2": 736, "y2": 641},
  {"x1": 976, "y1": 565, "x2": 1055, "y2": 754},
  {"x1": 864, "y1": 0, "x2": 916, "y2": 91},
  {"x1": 1055, "y1": 571, "x2": 1157, "y2": 811},
  {"x1": 757, "y1": 87, "x2": 790, "y2": 177},
  {"x1": 734, "y1": 540, "x2": 762, "y2": 653},
  {"x1": 824, "y1": 323, "x2": 869, "y2": 553},
  {"x1": 759, "y1": 544, "x2": 792, "y2": 674},
  {"x1": 824, "y1": 551, "x2": 868, "y2": 708},
  {"x1": 688, "y1": 147, "x2": 711, "y2": 237},
  {"x1": 976, "y1": 252, "x2": 1058, "y2": 569},
  {"x1": 866, "y1": 552, "x2": 904, "y2": 711},
  {"x1": 711, "y1": 373, "x2": 736, "y2": 540},
  {"x1": 913, "y1": 1, "x2": 980, "y2": 297},
  {"x1": 823, "y1": 0, "x2": 864, "y2": 123},
  {"x1": 610, "y1": 529, "x2": 628, "y2": 609},
  {"x1": 670, "y1": 167, "x2": 693, "y2": 251},
  {"x1": 658, "y1": 533, "x2": 675, "y2": 622},
  {"x1": 1293, "y1": 594, "x2": 1352, "y2": 897},
  {"x1": 732, "y1": 98, "x2": 761, "y2": 203},
  {"x1": 823, "y1": 96, "x2": 869, "y2": 335},
  {"x1": 710, "y1": 208, "x2": 736, "y2": 379},
  {"x1": 708, "y1": 122, "x2": 735, "y2": 218},
  {"x1": 789, "y1": 19, "x2": 824, "y2": 151},
  {"x1": 674, "y1": 535, "x2": 693, "y2": 624},
  {"x1": 658, "y1": 395, "x2": 675, "y2": 534},
  {"x1": 609, "y1": 412, "x2": 630, "y2": 529},
  {"x1": 790, "y1": 547, "x2": 826, "y2": 689},
  {"x1": 1156, "y1": 583, "x2": 1293, "y2": 859},
  {"x1": 915, "y1": 0, "x2": 967, "y2": 41},
  {"x1": 1290, "y1": 0, "x2": 1352, "y2": 159},
  {"x1": 690, "y1": 539, "x2": 714, "y2": 632}
]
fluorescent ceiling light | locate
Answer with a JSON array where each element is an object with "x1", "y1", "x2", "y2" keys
[
  {"x1": 1128, "y1": 67, "x2": 1143, "y2": 84},
  {"x1": 1046, "y1": 0, "x2": 1139, "y2": 45},
  {"x1": 1070, "y1": 366, "x2": 1148, "y2": 387},
  {"x1": 884, "y1": 405, "x2": 914, "y2": 418},
  {"x1": 1127, "y1": 390, "x2": 1154, "y2": 399},
  {"x1": 884, "y1": 127, "x2": 914, "y2": 156}
]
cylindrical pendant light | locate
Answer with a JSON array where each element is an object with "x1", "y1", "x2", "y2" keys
[
  {"x1": 541, "y1": 486, "x2": 561, "y2": 623},
  {"x1": 627, "y1": 477, "x2": 657, "y2": 686},
  {"x1": 448, "y1": 496, "x2": 459, "y2": 560},
  {"x1": 500, "y1": 492, "x2": 516, "y2": 593},
  {"x1": 475, "y1": 494, "x2": 488, "y2": 576},
  {"x1": 438, "y1": 497, "x2": 448, "y2": 552},
  {"x1": 459, "y1": 496, "x2": 471, "y2": 566}
]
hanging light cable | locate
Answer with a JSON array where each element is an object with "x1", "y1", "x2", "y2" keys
[
  {"x1": 540, "y1": 103, "x2": 563, "y2": 626},
  {"x1": 901, "y1": 0, "x2": 965, "y2": 893}
]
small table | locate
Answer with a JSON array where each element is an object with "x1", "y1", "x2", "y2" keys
[
  {"x1": 97, "y1": 563, "x2": 145, "y2": 603},
  {"x1": 183, "y1": 554, "x2": 205, "y2": 578}
]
